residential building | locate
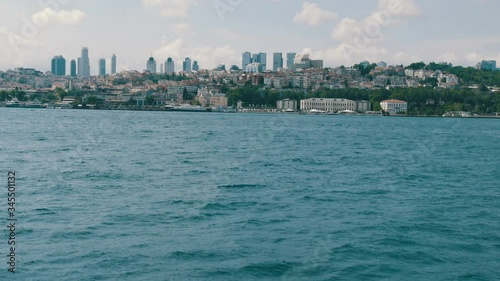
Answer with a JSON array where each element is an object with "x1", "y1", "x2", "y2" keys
[
  {"x1": 183, "y1": 57, "x2": 192, "y2": 72},
  {"x1": 245, "y1": 62, "x2": 260, "y2": 73},
  {"x1": 380, "y1": 99, "x2": 408, "y2": 114},
  {"x1": 273, "y1": 53, "x2": 283, "y2": 72},
  {"x1": 277, "y1": 99, "x2": 297, "y2": 111},
  {"x1": 146, "y1": 57, "x2": 157, "y2": 73},
  {"x1": 111, "y1": 54, "x2": 117, "y2": 74},
  {"x1": 300, "y1": 98, "x2": 357, "y2": 113},
  {"x1": 98, "y1": 58, "x2": 106, "y2": 76},
  {"x1": 286, "y1": 53, "x2": 296, "y2": 69},
  {"x1": 51, "y1": 55, "x2": 66, "y2": 76},
  {"x1": 210, "y1": 94, "x2": 228, "y2": 108},
  {"x1": 165, "y1": 57, "x2": 175, "y2": 75}
]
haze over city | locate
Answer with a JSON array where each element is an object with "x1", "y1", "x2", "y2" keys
[{"x1": 1, "y1": 0, "x2": 499, "y2": 74}]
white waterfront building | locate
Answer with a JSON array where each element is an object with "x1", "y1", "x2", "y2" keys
[
  {"x1": 301, "y1": 98, "x2": 357, "y2": 113},
  {"x1": 380, "y1": 99, "x2": 408, "y2": 114}
]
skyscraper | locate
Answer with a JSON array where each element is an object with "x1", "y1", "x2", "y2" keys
[
  {"x1": 287, "y1": 53, "x2": 297, "y2": 69},
  {"x1": 99, "y1": 58, "x2": 106, "y2": 76},
  {"x1": 147, "y1": 57, "x2": 157, "y2": 73},
  {"x1": 183, "y1": 57, "x2": 192, "y2": 72},
  {"x1": 111, "y1": 54, "x2": 117, "y2": 74},
  {"x1": 273, "y1": 53, "x2": 283, "y2": 72},
  {"x1": 78, "y1": 47, "x2": 90, "y2": 78},
  {"x1": 70, "y1": 59, "x2": 77, "y2": 77},
  {"x1": 165, "y1": 58, "x2": 175, "y2": 75},
  {"x1": 192, "y1": 61, "x2": 199, "y2": 71},
  {"x1": 257, "y1": 53, "x2": 267, "y2": 72},
  {"x1": 51, "y1": 55, "x2": 66, "y2": 76},
  {"x1": 242, "y1": 52, "x2": 251, "y2": 70}
]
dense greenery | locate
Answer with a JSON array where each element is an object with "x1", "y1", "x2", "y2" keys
[{"x1": 226, "y1": 85, "x2": 500, "y2": 115}]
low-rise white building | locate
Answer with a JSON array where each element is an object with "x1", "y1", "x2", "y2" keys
[
  {"x1": 301, "y1": 98, "x2": 357, "y2": 113},
  {"x1": 380, "y1": 99, "x2": 408, "y2": 114}
]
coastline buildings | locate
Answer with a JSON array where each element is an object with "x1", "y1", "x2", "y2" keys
[
  {"x1": 380, "y1": 100, "x2": 408, "y2": 114},
  {"x1": 147, "y1": 57, "x2": 157, "y2": 73},
  {"x1": 99, "y1": 58, "x2": 106, "y2": 76},
  {"x1": 78, "y1": 47, "x2": 91, "y2": 78},
  {"x1": 111, "y1": 54, "x2": 117, "y2": 74},
  {"x1": 301, "y1": 98, "x2": 371, "y2": 113},
  {"x1": 165, "y1": 58, "x2": 175, "y2": 74},
  {"x1": 51, "y1": 55, "x2": 66, "y2": 76},
  {"x1": 273, "y1": 53, "x2": 283, "y2": 72},
  {"x1": 70, "y1": 60, "x2": 77, "y2": 77}
]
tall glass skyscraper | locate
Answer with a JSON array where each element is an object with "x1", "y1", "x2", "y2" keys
[
  {"x1": 192, "y1": 61, "x2": 199, "y2": 71},
  {"x1": 51, "y1": 55, "x2": 66, "y2": 76},
  {"x1": 111, "y1": 54, "x2": 117, "y2": 74},
  {"x1": 165, "y1": 58, "x2": 175, "y2": 75},
  {"x1": 287, "y1": 53, "x2": 297, "y2": 69},
  {"x1": 183, "y1": 57, "x2": 192, "y2": 72},
  {"x1": 70, "y1": 59, "x2": 77, "y2": 77},
  {"x1": 78, "y1": 47, "x2": 91, "y2": 78},
  {"x1": 147, "y1": 57, "x2": 157, "y2": 73},
  {"x1": 273, "y1": 53, "x2": 283, "y2": 72},
  {"x1": 242, "y1": 52, "x2": 251, "y2": 70},
  {"x1": 99, "y1": 58, "x2": 106, "y2": 76}
]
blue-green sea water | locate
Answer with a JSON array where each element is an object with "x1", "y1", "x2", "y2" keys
[{"x1": 1, "y1": 108, "x2": 499, "y2": 280}]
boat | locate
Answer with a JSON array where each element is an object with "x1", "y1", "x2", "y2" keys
[
  {"x1": 54, "y1": 103, "x2": 73, "y2": 109},
  {"x1": 24, "y1": 100, "x2": 46, "y2": 109},
  {"x1": 309, "y1": 109, "x2": 327, "y2": 114},
  {"x1": 170, "y1": 105, "x2": 211, "y2": 112},
  {"x1": 5, "y1": 98, "x2": 21, "y2": 108}
]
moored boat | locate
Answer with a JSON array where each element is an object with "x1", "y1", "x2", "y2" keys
[{"x1": 5, "y1": 98, "x2": 21, "y2": 108}]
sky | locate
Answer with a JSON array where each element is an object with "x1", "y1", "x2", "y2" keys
[{"x1": 0, "y1": 0, "x2": 499, "y2": 74}]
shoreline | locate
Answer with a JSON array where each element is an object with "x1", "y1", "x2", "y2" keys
[{"x1": 1, "y1": 106, "x2": 499, "y2": 119}]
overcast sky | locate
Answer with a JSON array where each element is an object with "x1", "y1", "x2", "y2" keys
[{"x1": 1, "y1": 0, "x2": 499, "y2": 74}]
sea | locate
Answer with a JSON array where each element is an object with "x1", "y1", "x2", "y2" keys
[{"x1": 0, "y1": 108, "x2": 499, "y2": 281}]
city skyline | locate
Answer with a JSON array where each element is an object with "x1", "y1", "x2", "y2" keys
[{"x1": 1, "y1": 1, "x2": 499, "y2": 74}]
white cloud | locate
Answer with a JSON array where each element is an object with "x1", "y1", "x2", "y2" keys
[
  {"x1": 153, "y1": 38, "x2": 185, "y2": 61},
  {"x1": 328, "y1": 0, "x2": 423, "y2": 65},
  {"x1": 152, "y1": 38, "x2": 239, "y2": 70},
  {"x1": 294, "y1": 2, "x2": 337, "y2": 26},
  {"x1": 378, "y1": 0, "x2": 422, "y2": 18},
  {"x1": 32, "y1": 8, "x2": 87, "y2": 26},
  {"x1": 142, "y1": 0, "x2": 197, "y2": 18},
  {"x1": 190, "y1": 45, "x2": 239, "y2": 69},
  {"x1": 169, "y1": 23, "x2": 196, "y2": 37}
]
